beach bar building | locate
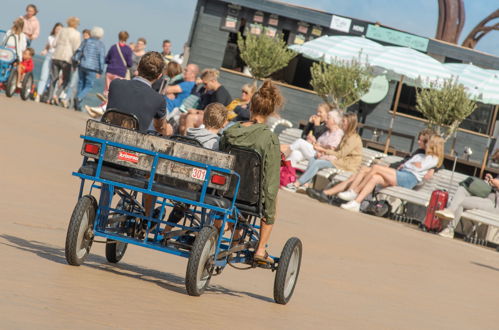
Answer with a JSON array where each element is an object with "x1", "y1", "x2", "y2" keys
[{"x1": 186, "y1": 0, "x2": 499, "y2": 173}]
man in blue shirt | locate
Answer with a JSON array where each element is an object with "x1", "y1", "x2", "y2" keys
[{"x1": 164, "y1": 63, "x2": 199, "y2": 113}]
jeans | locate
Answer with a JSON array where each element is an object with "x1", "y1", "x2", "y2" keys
[
  {"x1": 47, "y1": 59, "x2": 72, "y2": 100},
  {"x1": 36, "y1": 53, "x2": 52, "y2": 97},
  {"x1": 64, "y1": 68, "x2": 79, "y2": 101},
  {"x1": 288, "y1": 138, "x2": 316, "y2": 167},
  {"x1": 298, "y1": 158, "x2": 334, "y2": 185},
  {"x1": 76, "y1": 67, "x2": 97, "y2": 102},
  {"x1": 448, "y1": 186, "x2": 497, "y2": 229}
]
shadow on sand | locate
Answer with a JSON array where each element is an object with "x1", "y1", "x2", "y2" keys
[
  {"x1": 471, "y1": 261, "x2": 499, "y2": 273},
  {"x1": 0, "y1": 234, "x2": 274, "y2": 303}
]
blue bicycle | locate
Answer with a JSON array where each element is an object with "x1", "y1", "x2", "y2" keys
[
  {"x1": 65, "y1": 111, "x2": 302, "y2": 304},
  {"x1": 0, "y1": 29, "x2": 34, "y2": 100}
]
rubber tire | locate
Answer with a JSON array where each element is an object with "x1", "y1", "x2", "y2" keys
[
  {"x1": 65, "y1": 195, "x2": 97, "y2": 266},
  {"x1": 5, "y1": 67, "x2": 18, "y2": 97},
  {"x1": 185, "y1": 226, "x2": 218, "y2": 296},
  {"x1": 20, "y1": 72, "x2": 33, "y2": 101},
  {"x1": 105, "y1": 239, "x2": 128, "y2": 263},
  {"x1": 273, "y1": 237, "x2": 303, "y2": 305}
]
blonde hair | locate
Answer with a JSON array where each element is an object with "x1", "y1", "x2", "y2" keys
[
  {"x1": 418, "y1": 128, "x2": 435, "y2": 147},
  {"x1": 200, "y1": 68, "x2": 219, "y2": 81},
  {"x1": 251, "y1": 79, "x2": 284, "y2": 118},
  {"x1": 203, "y1": 103, "x2": 228, "y2": 129},
  {"x1": 342, "y1": 112, "x2": 358, "y2": 137},
  {"x1": 241, "y1": 83, "x2": 257, "y2": 96},
  {"x1": 11, "y1": 18, "x2": 24, "y2": 35},
  {"x1": 425, "y1": 135, "x2": 445, "y2": 167},
  {"x1": 67, "y1": 17, "x2": 80, "y2": 28}
]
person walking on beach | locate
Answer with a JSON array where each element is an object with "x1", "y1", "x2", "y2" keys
[
  {"x1": 35, "y1": 22, "x2": 62, "y2": 102},
  {"x1": 61, "y1": 29, "x2": 90, "y2": 109},
  {"x1": 2, "y1": 18, "x2": 27, "y2": 61},
  {"x1": 131, "y1": 38, "x2": 147, "y2": 77},
  {"x1": 105, "y1": 31, "x2": 133, "y2": 89},
  {"x1": 20, "y1": 4, "x2": 40, "y2": 47},
  {"x1": 46, "y1": 17, "x2": 81, "y2": 105},
  {"x1": 73, "y1": 27, "x2": 106, "y2": 111}
]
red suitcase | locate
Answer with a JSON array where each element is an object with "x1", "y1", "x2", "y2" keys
[{"x1": 423, "y1": 190, "x2": 449, "y2": 232}]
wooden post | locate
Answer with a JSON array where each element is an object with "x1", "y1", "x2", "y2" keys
[
  {"x1": 384, "y1": 76, "x2": 404, "y2": 154},
  {"x1": 479, "y1": 105, "x2": 499, "y2": 177}
]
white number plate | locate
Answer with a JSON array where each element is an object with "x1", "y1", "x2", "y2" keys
[{"x1": 191, "y1": 168, "x2": 207, "y2": 181}]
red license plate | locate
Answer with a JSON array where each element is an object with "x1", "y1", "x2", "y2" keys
[{"x1": 117, "y1": 151, "x2": 139, "y2": 164}]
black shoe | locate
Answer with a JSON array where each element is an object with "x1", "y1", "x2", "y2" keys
[
  {"x1": 74, "y1": 98, "x2": 81, "y2": 111},
  {"x1": 306, "y1": 188, "x2": 323, "y2": 200},
  {"x1": 318, "y1": 192, "x2": 334, "y2": 204}
]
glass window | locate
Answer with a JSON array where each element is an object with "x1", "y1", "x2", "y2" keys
[{"x1": 392, "y1": 83, "x2": 494, "y2": 134}]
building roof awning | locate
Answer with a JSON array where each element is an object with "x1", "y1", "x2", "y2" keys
[{"x1": 290, "y1": 36, "x2": 499, "y2": 104}]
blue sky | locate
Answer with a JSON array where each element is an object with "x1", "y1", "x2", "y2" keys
[{"x1": 1, "y1": 0, "x2": 497, "y2": 56}]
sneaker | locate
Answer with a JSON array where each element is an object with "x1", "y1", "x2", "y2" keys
[
  {"x1": 60, "y1": 98, "x2": 69, "y2": 108},
  {"x1": 337, "y1": 189, "x2": 358, "y2": 202},
  {"x1": 84, "y1": 105, "x2": 104, "y2": 118},
  {"x1": 435, "y1": 209, "x2": 455, "y2": 220},
  {"x1": 439, "y1": 227, "x2": 455, "y2": 239},
  {"x1": 282, "y1": 183, "x2": 297, "y2": 193},
  {"x1": 96, "y1": 93, "x2": 108, "y2": 103},
  {"x1": 340, "y1": 200, "x2": 360, "y2": 212},
  {"x1": 296, "y1": 186, "x2": 307, "y2": 194}
]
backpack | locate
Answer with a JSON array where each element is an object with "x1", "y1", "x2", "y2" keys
[
  {"x1": 280, "y1": 154, "x2": 296, "y2": 187},
  {"x1": 364, "y1": 199, "x2": 392, "y2": 218}
]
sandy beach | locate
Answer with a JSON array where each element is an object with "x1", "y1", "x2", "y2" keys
[{"x1": 1, "y1": 95, "x2": 499, "y2": 329}]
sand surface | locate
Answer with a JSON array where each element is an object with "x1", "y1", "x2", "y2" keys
[{"x1": 1, "y1": 95, "x2": 499, "y2": 329}]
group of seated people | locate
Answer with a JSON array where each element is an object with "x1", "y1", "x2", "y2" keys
[
  {"x1": 281, "y1": 112, "x2": 499, "y2": 239},
  {"x1": 104, "y1": 51, "x2": 281, "y2": 264}
]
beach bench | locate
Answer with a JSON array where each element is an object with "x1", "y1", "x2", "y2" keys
[
  {"x1": 278, "y1": 127, "x2": 302, "y2": 144},
  {"x1": 459, "y1": 209, "x2": 499, "y2": 245},
  {"x1": 376, "y1": 169, "x2": 469, "y2": 219}
]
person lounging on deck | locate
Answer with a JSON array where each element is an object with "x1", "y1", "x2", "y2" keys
[
  {"x1": 307, "y1": 128, "x2": 436, "y2": 204},
  {"x1": 338, "y1": 135, "x2": 444, "y2": 212},
  {"x1": 283, "y1": 112, "x2": 362, "y2": 193}
]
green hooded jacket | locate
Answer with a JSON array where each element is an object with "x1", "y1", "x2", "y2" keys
[{"x1": 220, "y1": 122, "x2": 280, "y2": 224}]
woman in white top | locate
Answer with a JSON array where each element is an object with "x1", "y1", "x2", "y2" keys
[
  {"x1": 341, "y1": 135, "x2": 444, "y2": 212},
  {"x1": 35, "y1": 22, "x2": 63, "y2": 101},
  {"x1": 2, "y1": 18, "x2": 27, "y2": 61}
]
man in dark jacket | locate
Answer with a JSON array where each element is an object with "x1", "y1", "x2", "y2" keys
[{"x1": 104, "y1": 51, "x2": 172, "y2": 135}]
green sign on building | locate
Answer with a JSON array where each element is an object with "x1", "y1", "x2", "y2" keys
[{"x1": 366, "y1": 25, "x2": 429, "y2": 52}]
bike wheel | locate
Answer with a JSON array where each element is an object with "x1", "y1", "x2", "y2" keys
[
  {"x1": 20, "y1": 72, "x2": 34, "y2": 101},
  {"x1": 65, "y1": 195, "x2": 97, "y2": 266},
  {"x1": 105, "y1": 239, "x2": 128, "y2": 263},
  {"x1": 185, "y1": 226, "x2": 218, "y2": 296},
  {"x1": 273, "y1": 237, "x2": 302, "y2": 305},
  {"x1": 5, "y1": 68, "x2": 18, "y2": 97}
]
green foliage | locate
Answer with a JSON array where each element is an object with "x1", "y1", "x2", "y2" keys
[
  {"x1": 416, "y1": 78, "x2": 477, "y2": 141},
  {"x1": 237, "y1": 28, "x2": 297, "y2": 80},
  {"x1": 310, "y1": 57, "x2": 372, "y2": 110}
]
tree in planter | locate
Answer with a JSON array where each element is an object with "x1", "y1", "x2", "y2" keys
[
  {"x1": 237, "y1": 28, "x2": 297, "y2": 81},
  {"x1": 309, "y1": 57, "x2": 372, "y2": 110},
  {"x1": 415, "y1": 78, "x2": 476, "y2": 141}
]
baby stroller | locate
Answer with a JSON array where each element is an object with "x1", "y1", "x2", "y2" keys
[{"x1": 0, "y1": 29, "x2": 34, "y2": 100}]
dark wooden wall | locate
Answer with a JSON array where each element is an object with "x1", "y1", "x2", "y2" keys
[{"x1": 187, "y1": 0, "x2": 493, "y2": 163}]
